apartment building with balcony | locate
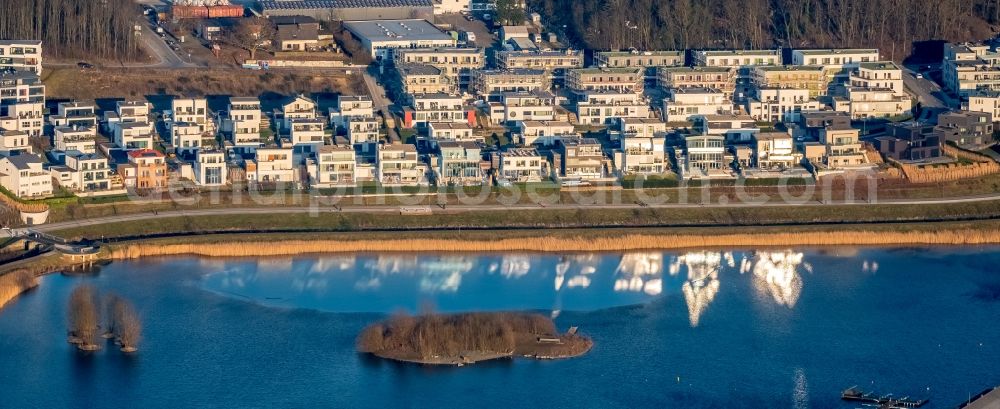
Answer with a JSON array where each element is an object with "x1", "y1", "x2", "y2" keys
[
  {"x1": 573, "y1": 91, "x2": 650, "y2": 125},
  {"x1": 566, "y1": 67, "x2": 644, "y2": 95},
  {"x1": 681, "y1": 134, "x2": 729, "y2": 178},
  {"x1": 53, "y1": 125, "x2": 97, "y2": 154},
  {"x1": 593, "y1": 50, "x2": 683, "y2": 76},
  {"x1": 223, "y1": 97, "x2": 263, "y2": 148},
  {"x1": 329, "y1": 95, "x2": 374, "y2": 130},
  {"x1": 963, "y1": 90, "x2": 1000, "y2": 119},
  {"x1": 514, "y1": 120, "x2": 575, "y2": 145},
  {"x1": 744, "y1": 87, "x2": 821, "y2": 123},
  {"x1": 105, "y1": 100, "x2": 151, "y2": 133},
  {"x1": 616, "y1": 118, "x2": 667, "y2": 139},
  {"x1": 0, "y1": 128, "x2": 31, "y2": 156},
  {"x1": 692, "y1": 113, "x2": 758, "y2": 143},
  {"x1": 396, "y1": 63, "x2": 455, "y2": 95},
  {"x1": 0, "y1": 154, "x2": 52, "y2": 198},
  {"x1": 751, "y1": 65, "x2": 828, "y2": 97},
  {"x1": 496, "y1": 50, "x2": 584, "y2": 83},
  {"x1": 942, "y1": 42, "x2": 1000, "y2": 97},
  {"x1": 0, "y1": 40, "x2": 43, "y2": 74},
  {"x1": 818, "y1": 124, "x2": 866, "y2": 168},
  {"x1": 280, "y1": 94, "x2": 317, "y2": 130},
  {"x1": 471, "y1": 69, "x2": 550, "y2": 99},
  {"x1": 194, "y1": 150, "x2": 227, "y2": 186},
  {"x1": 753, "y1": 132, "x2": 801, "y2": 170},
  {"x1": 662, "y1": 87, "x2": 734, "y2": 122},
  {"x1": 843, "y1": 87, "x2": 912, "y2": 119},
  {"x1": 171, "y1": 97, "x2": 211, "y2": 134},
  {"x1": 171, "y1": 122, "x2": 208, "y2": 153},
  {"x1": 377, "y1": 143, "x2": 427, "y2": 187},
  {"x1": 498, "y1": 147, "x2": 549, "y2": 184},
  {"x1": 50, "y1": 152, "x2": 111, "y2": 193},
  {"x1": 791, "y1": 48, "x2": 879, "y2": 81},
  {"x1": 435, "y1": 141, "x2": 484, "y2": 186},
  {"x1": 347, "y1": 116, "x2": 381, "y2": 147},
  {"x1": 288, "y1": 118, "x2": 326, "y2": 152},
  {"x1": 937, "y1": 110, "x2": 993, "y2": 148},
  {"x1": 615, "y1": 133, "x2": 666, "y2": 176},
  {"x1": 657, "y1": 66, "x2": 737, "y2": 98},
  {"x1": 426, "y1": 122, "x2": 478, "y2": 144},
  {"x1": 402, "y1": 93, "x2": 470, "y2": 128},
  {"x1": 500, "y1": 90, "x2": 556, "y2": 124},
  {"x1": 113, "y1": 121, "x2": 155, "y2": 150},
  {"x1": 247, "y1": 147, "x2": 295, "y2": 184},
  {"x1": 394, "y1": 47, "x2": 485, "y2": 88},
  {"x1": 692, "y1": 49, "x2": 782, "y2": 68},
  {"x1": 877, "y1": 122, "x2": 942, "y2": 161},
  {"x1": 121, "y1": 149, "x2": 168, "y2": 190},
  {"x1": 309, "y1": 144, "x2": 357, "y2": 188},
  {"x1": 0, "y1": 71, "x2": 45, "y2": 136},
  {"x1": 849, "y1": 61, "x2": 905, "y2": 96},
  {"x1": 49, "y1": 101, "x2": 97, "y2": 128},
  {"x1": 553, "y1": 136, "x2": 605, "y2": 182}
]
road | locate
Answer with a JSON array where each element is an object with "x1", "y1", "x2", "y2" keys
[
  {"x1": 902, "y1": 66, "x2": 950, "y2": 110},
  {"x1": 362, "y1": 70, "x2": 400, "y2": 143},
  {"x1": 32, "y1": 191, "x2": 1000, "y2": 234},
  {"x1": 131, "y1": 23, "x2": 198, "y2": 68}
]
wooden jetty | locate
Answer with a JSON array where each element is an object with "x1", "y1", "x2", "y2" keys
[{"x1": 842, "y1": 386, "x2": 928, "y2": 408}]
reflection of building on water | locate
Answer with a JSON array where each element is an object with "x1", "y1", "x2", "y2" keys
[
  {"x1": 862, "y1": 260, "x2": 879, "y2": 273},
  {"x1": 310, "y1": 256, "x2": 356, "y2": 273},
  {"x1": 356, "y1": 255, "x2": 475, "y2": 293},
  {"x1": 613, "y1": 252, "x2": 664, "y2": 295},
  {"x1": 751, "y1": 251, "x2": 805, "y2": 308},
  {"x1": 675, "y1": 251, "x2": 722, "y2": 327},
  {"x1": 495, "y1": 255, "x2": 531, "y2": 279},
  {"x1": 554, "y1": 254, "x2": 600, "y2": 291}
]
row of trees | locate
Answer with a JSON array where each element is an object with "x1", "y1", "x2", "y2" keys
[
  {"x1": 530, "y1": 0, "x2": 1000, "y2": 59},
  {"x1": 0, "y1": 0, "x2": 144, "y2": 61},
  {"x1": 67, "y1": 285, "x2": 141, "y2": 353}
]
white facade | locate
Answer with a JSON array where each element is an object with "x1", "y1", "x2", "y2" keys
[
  {"x1": 54, "y1": 126, "x2": 97, "y2": 154},
  {"x1": 347, "y1": 116, "x2": 381, "y2": 146},
  {"x1": 250, "y1": 147, "x2": 296, "y2": 184},
  {"x1": 0, "y1": 40, "x2": 43, "y2": 74},
  {"x1": 310, "y1": 145, "x2": 357, "y2": 188},
  {"x1": 288, "y1": 118, "x2": 326, "y2": 151},
  {"x1": 501, "y1": 91, "x2": 556, "y2": 123},
  {"x1": 171, "y1": 122, "x2": 206, "y2": 153},
  {"x1": 329, "y1": 95, "x2": 375, "y2": 130},
  {"x1": 849, "y1": 61, "x2": 905, "y2": 96},
  {"x1": 514, "y1": 120, "x2": 576, "y2": 145},
  {"x1": 662, "y1": 87, "x2": 733, "y2": 122},
  {"x1": 52, "y1": 153, "x2": 111, "y2": 193},
  {"x1": 744, "y1": 88, "x2": 821, "y2": 123},
  {"x1": 281, "y1": 95, "x2": 317, "y2": 130},
  {"x1": 0, "y1": 154, "x2": 52, "y2": 198},
  {"x1": 377, "y1": 144, "x2": 427, "y2": 187},
  {"x1": 195, "y1": 150, "x2": 227, "y2": 186},
  {"x1": 171, "y1": 98, "x2": 211, "y2": 133},
  {"x1": 113, "y1": 122, "x2": 155, "y2": 150},
  {"x1": 225, "y1": 97, "x2": 262, "y2": 147},
  {"x1": 498, "y1": 147, "x2": 548, "y2": 184},
  {"x1": 617, "y1": 135, "x2": 666, "y2": 175},
  {"x1": 574, "y1": 91, "x2": 650, "y2": 125}
]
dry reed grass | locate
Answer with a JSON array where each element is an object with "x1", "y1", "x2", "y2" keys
[
  {"x1": 0, "y1": 271, "x2": 38, "y2": 309},
  {"x1": 109, "y1": 228, "x2": 1000, "y2": 259}
]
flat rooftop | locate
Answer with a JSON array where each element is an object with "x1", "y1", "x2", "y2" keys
[
  {"x1": 598, "y1": 50, "x2": 682, "y2": 57},
  {"x1": 858, "y1": 61, "x2": 901, "y2": 71},
  {"x1": 260, "y1": 0, "x2": 431, "y2": 11},
  {"x1": 697, "y1": 49, "x2": 780, "y2": 56},
  {"x1": 343, "y1": 19, "x2": 451, "y2": 43},
  {"x1": 502, "y1": 147, "x2": 541, "y2": 157},
  {"x1": 793, "y1": 48, "x2": 879, "y2": 55}
]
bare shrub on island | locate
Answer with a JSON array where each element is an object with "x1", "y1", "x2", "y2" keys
[
  {"x1": 67, "y1": 285, "x2": 100, "y2": 351},
  {"x1": 114, "y1": 299, "x2": 142, "y2": 353}
]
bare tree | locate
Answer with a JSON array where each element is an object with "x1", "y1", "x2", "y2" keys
[
  {"x1": 67, "y1": 285, "x2": 100, "y2": 351},
  {"x1": 114, "y1": 299, "x2": 142, "y2": 353},
  {"x1": 226, "y1": 17, "x2": 276, "y2": 60}
]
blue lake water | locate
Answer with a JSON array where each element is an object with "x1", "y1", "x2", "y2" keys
[{"x1": 0, "y1": 247, "x2": 998, "y2": 408}]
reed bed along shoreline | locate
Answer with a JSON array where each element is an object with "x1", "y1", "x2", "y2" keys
[
  {"x1": 0, "y1": 270, "x2": 39, "y2": 310},
  {"x1": 108, "y1": 228, "x2": 1000, "y2": 259}
]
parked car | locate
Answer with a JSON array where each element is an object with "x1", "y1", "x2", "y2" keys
[{"x1": 77, "y1": 62, "x2": 94, "y2": 69}]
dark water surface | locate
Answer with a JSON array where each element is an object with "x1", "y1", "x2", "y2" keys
[{"x1": 1, "y1": 247, "x2": 998, "y2": 408}]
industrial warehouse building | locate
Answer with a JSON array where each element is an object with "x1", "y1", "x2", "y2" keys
[
  {"x1": 258, "y1": 0, "x2": 433, "y2": 20},
  {"x1": 343, "y1": 19, "x2": 455, "y2": 60}
]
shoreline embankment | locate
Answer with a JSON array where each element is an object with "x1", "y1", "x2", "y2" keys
[{"x1": 106, "y1": 228, "x2": 1000, "y2": 259}]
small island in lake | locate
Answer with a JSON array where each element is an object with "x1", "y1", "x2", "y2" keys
[{"x1": 356, "y1": 312, "x2": 593, "y2": 365}]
